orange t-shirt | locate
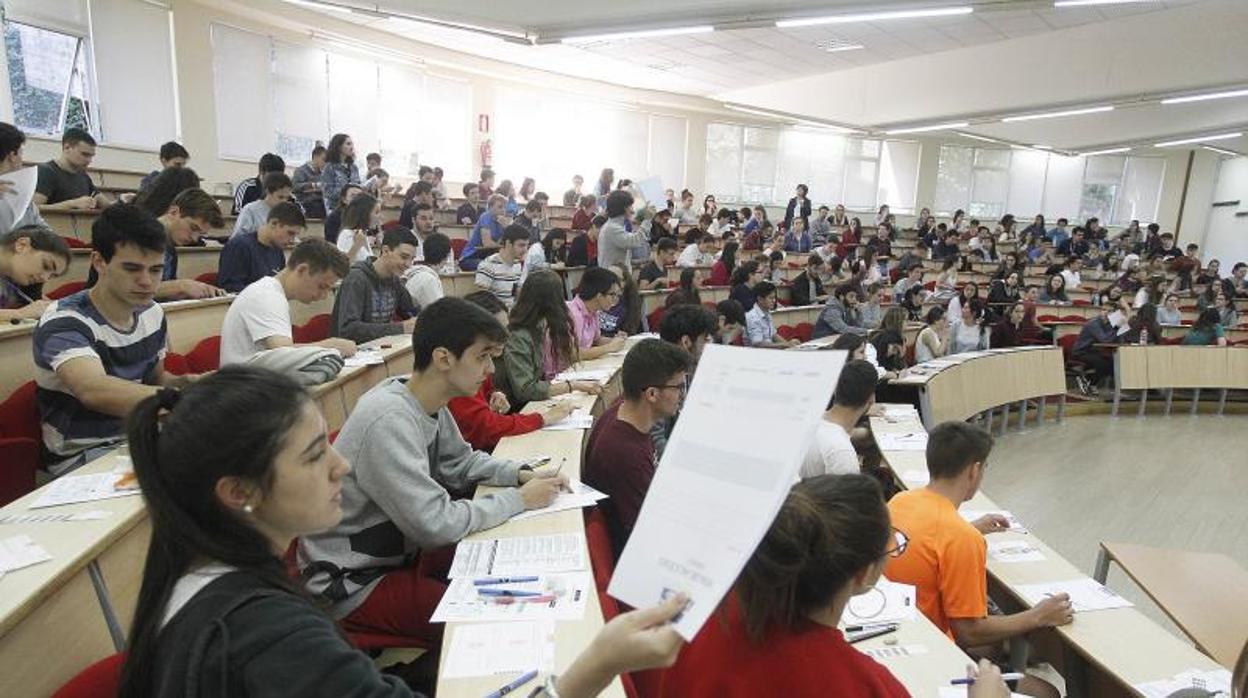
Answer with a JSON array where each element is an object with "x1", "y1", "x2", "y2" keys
[{"x1": 885, "y1": 488, "x2": 987, "y2": 639}]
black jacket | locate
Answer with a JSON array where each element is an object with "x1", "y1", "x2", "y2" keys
[{"x1": 789, "y1": 271, "x2": 825, "y2": 307}]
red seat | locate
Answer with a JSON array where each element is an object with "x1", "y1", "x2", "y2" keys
[
  {"x1": 1060, "y1": 315, "x2": 1085, "y2": 323},
  {"x1": 1160, "y1": 336, "x2": 1184, "y2": 345},
  {"x1": 52, "y1": 652, "x2": 124, "y2": 698},
  {"x1": 1036, "y1": 314, "x2": 1059, "y2": 322},
  {"x1": 0, "y1": 382, "x2": 41, "y2": 506},
  {"x1": 164, "y1": 351, "x2": 190, "y2": 376},
  {"x1": 185, "y1": 336, "x2": 221, "y2": 373},
  {"x1": 584, "y1": 508, "x2": 615, "y2": 593},
  {"x1": 195, "y1": 272, "x2": 218, "y2": 285},
  {"x1": 60, "y1": 236, "x2": 91, "y2": 249},
  {"x1": 923, "y1": 280, "x2": 936, "y2": 291},
  {"x1": 1071, "y1": 299, "x2": 1090, "y2": 306},
  {"x1": 777, "y1": 325, "x2": 797, "y2": 340},
  {"x1": 794, "y1": 322, "x2": 814, "y2": 343},
  {"x1": 450, "y1": 239, "x2": 467, "y2": 257},
  {"x1": 293, "y1": 314, "x2": 332, "y2": 343},
  {"x1": 646, "y1": 307, "x2": 665, "y2": 333},
  {"x1": 47, "y1": 281, "x2": 86, "y2": 299}
]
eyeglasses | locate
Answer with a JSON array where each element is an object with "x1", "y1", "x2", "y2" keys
[
  {"x1": 885, "y1": 527, "x2": 909, "y2": 558},
  {"x1": 648, "y1": 383, "x2": 687, "y2": 394}
]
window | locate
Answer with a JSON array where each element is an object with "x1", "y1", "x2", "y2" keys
[
  {"x1": 704, "y1": 122, "x2": 743, "y2": 201},
  {"x1": 90, "y1": 0, "x2": 178, "y2": 150},
  {"x1": 272, "y1": 42, "x2": 328, "y2": 165},
  {"x1": 970, "y1": 148, "x2": 1010, "y2": 219},
  {"x1": 877, "y1": 141, "x2": 921, "y2": 214},
  {"x1": 421, "y1": 75, "x2": 472, "y2": 183},
  {"x1": 935, "y1": 145, "x2": 972, "y2": 216},
  {"x1": 211, "y1": 23, "x2": 272, "y2": 161},
  {"x1": 1079, "y1": 155, "x2": 1126, "y2": 223},
  {"x1": 4, "y1": 20, "x2": 96, "y2": 137},
  {"x1": 1114, "y1": 157, "x2": 1166, "y2": 226}
]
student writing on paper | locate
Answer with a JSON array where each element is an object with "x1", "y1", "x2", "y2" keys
[
  {"x1": 300, "y1": 298, "x2": 567, "y2": 646},
  {"x1": 119, "y1": 366, "x2": 687, "y2": 698},
  {"x1": 216, "y1": 202, "x2": 304, "y2": 293},
  {"x1": 567, "y1": 267, "x2": 627, "y2": 359},
  {"x1": 661, "y1": 474, "x2": 1010, "y2": 698},
  {"x1": 0, "y1": 122, "x2": 50, "y2": 236},
  {"x1": 583, "y1": 339, "x2": 691, "y2": 559},
  {"x1": 0, "y1": 225, "x2": 70, "y2": 322},
  {"x1": 886, "y1": 422, "x2": 1072, "y2": 698},
  {"x1": 447, "y1": 291, "x2": 573, "y2": 451},
  {"x1": 33, "y1": 128, "x2": 114, "y2": 211}
]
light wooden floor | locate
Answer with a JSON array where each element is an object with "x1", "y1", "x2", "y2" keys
[{"x1": 981, "y1": 413, "x2": 1248, "y2": 637}]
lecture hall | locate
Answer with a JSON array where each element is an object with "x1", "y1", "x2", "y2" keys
[{"x1": 0, "y1": 0, "x2": 1245, "y2": 696}]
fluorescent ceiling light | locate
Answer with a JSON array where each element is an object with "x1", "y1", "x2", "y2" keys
[
  {"x1": 885, "y1": 121, "x2": 968, "y2": 135},
  {"x1": 794, "y1": 119, "x2": 860, "y2": 134},
  {"x1": 1080, "y1": 147, "x2": 1131, "y2": 156},
  {"x1": 561, "y1": 25, "x2": 713, "y2": 43},
  {"x1": 1031, "y1": 144, "x2": 1052, "y2": 150},
  {"x1": 1161, "y1": 89, "x2": 1248, "y2": 105},
  {"x1": 777, "y1": 6, "x2": 972, "y2": 28},
  {"x1": 1054, "y1": 0, "x2": 1153, "y2": 7},
  {"x1": 285, "y1": 0, "x2": 353, "y2": 13},
  {"x1": 1202, "y1": 145, "x2": 1239, "y2": 157},
  {"x1": 955, "y1": 131, "x2": 1003, "y2": 144},
  {"x1": 814, "y1": 39, "x2": 865, "y2": 52},
  {"x1": 724, "y1": 104, "x2": 790, "y2": 120},
  {"x1": 1001, "y1": 105, "x2": 1113, "y2": 122},
  {"x1": 1154, "y1": 132, "x2": 1243, "y2": 148},
  {"x1": 724, "y1": 104, "x2": 859, "y2": 133}
]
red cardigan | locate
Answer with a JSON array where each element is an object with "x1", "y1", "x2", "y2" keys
[{"x1": 447, "y1": 377, "x2": 545, "y2": 451}]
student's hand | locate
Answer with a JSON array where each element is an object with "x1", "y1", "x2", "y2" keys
[
  {"x1": 0, "y1": 179, "x2": 14, "y2": 196},
  {"x1": 1030, "y1": 593, "x2": 1074, "y2": 628},
  {"x1": 971, "y1": 513, "x2": 1011, "y2": 535},
  {"x1": 325, "y1": 338, "x2": 358, "y2": 358},
  {"x1": 787, "y1": 338, "x2": 801, "y2": 347},
  {"x1": 66, "y1": 195, "x2": 98, "y2": 210},
  {"x1": 965, "y1": 660, "x2": 1011, "y2": 698},
  {"x1": 571, "y1": 380, "x2": 603, "y2": 395},
  {"x1": 559, "y1": 593, "x2": 688, "y2": 695},
  {"x1": 489, "y1": 391, "x2": 511, "y2": 414},
  {"x1": 518, "y1": 472, "x2": 565, "y2": 509},
  {"x1": 178, "y1": 279, "x2": 227, "y2": 299},
  {"x1": 19, "y1": 299, "x2": 51, "y2": 319},
  {"x1": 539, "y1": 401, "x2": 573, "y2": 426},
  {"x1": 460, "y1": 217, "x2": 472, "y2": 225},
  {"x1": 606, "y1": 336, "x2": 627, "y2": 352},
  {"x1": 401, "y1": 317, "x2": 417, "y2": 334}
]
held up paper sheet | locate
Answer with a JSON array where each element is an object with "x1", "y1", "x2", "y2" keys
[{"x1": 609, "y1": 344, "x2": 845, "y2": 639}]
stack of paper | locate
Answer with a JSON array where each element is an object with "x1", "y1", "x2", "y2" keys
[
  {"x1": 441, "y1": 621, "x2": 556, "y2": 678},
  {"x1": 0, "y1": 534, "x2": 52, "y2": 574},
  {"x1": 1015, "y1": 578, "x2": 1133, "y2": 613},
  {"x1": 31, "y1": 469, "x2": 141, "y2": 509},
  {"x1": 343, "y1": 349, "x2": 384, "y2": 367},
  {"x1": 431, "y1": 571, "x2": 592, "y2": 623},
  {"x1": 449, "y1": 533, "x2": 586, "y2": 579},
  {"x1": 843, "y1": 579, "x2": 916, "y2": 625},
  {"x1": 987, "y1": 539, "x2": 1046, "y2": 563},
  {"x1": 510, "y1": 481, "x2": 608, "y2": 523},
  {"x1": 958, "y1": 509, "x2": 1029, "y2": 534},
  {"x1": 877, "y1": 431, "x2": 929, "y2": 451},
  {"x1": 553, "y1": 368, "x2": 614, "y2": 385},
  {"x1": 938, "y1": 688, "x2": 1027, "y2": 698},
  {"x1": 0, "y1": 510, "x2": 110, "y2": 525},
  {"x1": 1134, "y1": 669, "x2": 1232, "y2": 697},
  {"x1": 541, "y1": 407, "x2": 594, "y2": 431}
]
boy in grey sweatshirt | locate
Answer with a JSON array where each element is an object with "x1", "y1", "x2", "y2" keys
[
  {"x1": 330, "y1": 227, "x2": 420, "y2": 343},
  {"x1": 300, "y1": 297, "x2": 565, "y2": 636}
]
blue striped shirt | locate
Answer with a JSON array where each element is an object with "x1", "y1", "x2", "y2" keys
[{"x1": 33, "y1": 291, "x2": 167, "y2": 470}]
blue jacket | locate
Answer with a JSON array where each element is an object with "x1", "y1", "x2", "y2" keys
[{"x1": 462, "y1": 211, "x2": 505, "y2": 259}]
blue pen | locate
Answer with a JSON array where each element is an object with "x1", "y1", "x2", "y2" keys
[
  {"x1": 951, "y1": 672, "x2": 1024, "y2": 686},
  {"x1": 484, "y1": 669, "x2": 537, "y2": 698},
  {"x1": 478, "y1": 588, "x2": 543, "y2": 597},
  {"x1": 474, "y1": 576, "x2": 540, "y2": 586}
]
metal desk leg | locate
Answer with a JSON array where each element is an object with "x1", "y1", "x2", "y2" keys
[
  {"x1": 985, "y1": 408, "x2": 994, "y2": 432},
  {"x1": 1191, "y1": 388, "x2": 1201, "y2": 416},
  {"x1": 1017, "y1": 399, "x2": 1027, "y2": 429},
  {"x1": 1137, "y1": 389, "x2": 1147, "y2": 417},
  {"x1": 1092, "y1": 547, "x2": 1110, "y2": 584},
  {"x1": 1164, "y1": 388, "x2": 1173, "y2": 416},
  {"x1": 1038, "y1": 396, "x2": 1047, "y2": 424},
  {"x1": 87, "y1": 560, "x2": 126, "y2": 652},
  {"x1": 1112, "y1": 386, "x2": 1121, "y2": 416},
  {"x1": 998, "y1": 404, "x2": 1009, "y2": 436},
  {"x1": 1057, "y1": 394, "x2": 1066, "y2": 423},
  {"x1": 1218, "y1": 389, "x2": 1227, "y2": 415}
]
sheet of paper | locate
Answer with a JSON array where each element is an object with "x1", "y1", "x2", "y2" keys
[
  {"x1": 1134, "y1": 669, "x2": 1232, "y2": 698},
  {"x1": 509, "y1": 481, "x2": 607, "y2": 523},
  {"x1": 540, "y1": 407, "x2": 593, "y2": 431},
  {"x1": 553, "y1": 368, "x2": 614, "y2": 384},
  {"x1": 938, "y1": 688, "x2": 1028, "y2": 698},
  {"x1": 0, "y1": 510, "x2": 110, "y2": 525},
  {"x1": 0, "y1": 534, "x2": 53, "y2": 572},
  {"x1": 29, "y1": 472, "x2": 141, "y2": 509},
  {"x1": 901, "y1": 469, "x2": 930, "y2": 487},
  {"x1": 448, "y1": 533, "x2": 587, "y2": 578},
  {"x1": 987, "y1": 539, "x2": 1046, "y2": 563},
  {"x1": 440, "y1": 621, "x2": 556, "y2": 678},
  {"x1": 342, "y1": 349, "x2": 384, "y2": 367},
  {"x1": 959, "y1": 509, "x2": 1029, "y2": 534},
  {"x1": 877, "y1": 431, "x2": 929, "y2": 451},
  {"x1": 862, "y1": 644, "x2": 929, "y2": 660},
  {"x1": 431, "y1": 572, "x2": 591, "y2": 623},
  {"x1": 843, "y1": 579, "x2": 916, "y2": 625},
  {"x1": 1, "y1": 165, "x2": 38, "y2": 223},
  {"x1": 610, "y1": 344, "x2": 845, "y2": 639},
  {"x1": 635, "y1": 176, "x2": 665, "y2": 208},
  {"x1": 1015, "y1": 578, "x2": 1133, "y2": 613}
]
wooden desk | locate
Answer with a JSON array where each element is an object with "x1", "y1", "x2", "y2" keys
[
  {"x1": 1093, "y1": 542, "x2": 1248, "y2": 670},
  {"x1": 1111, "y1": 345, "x2": 1248, "y2": 416},
  {"x1": 43, "y1": 210, "x2": 325, "y2": 243},
  {"x1": 61, "y1": 246, "x2": 225, "y2": 286}
]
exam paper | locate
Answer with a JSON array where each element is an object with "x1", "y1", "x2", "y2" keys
[
  {"x1": 30, "y1": 471, "x2": 141, "y2": 509},
  {"x1": 0, "y1": 510, "x2": 110, "y2": 525},
  {"x1": 876, "y1": 431, "x2": 929, "y2": 451},
  {"x1": 609, "y1": 344, "x2": 845, "y2": 639},
  {"x1": 901, "y1": 470, "x2": 931, "y2": 487},
  {"x1": 509, "y1": 481, "x2": 607, "y2": 523},
  {"x1": 1, "y1": 166, "x2": 38, "y2": 224},
  {"x1": 540, "y1": 407, "x2": 594, "y2": 431},
  {"x1": 342, "y1": 349, "x2": 384, "y2": 367},
  {"x1": 431, "y1": 572, "x2": 591, "y2": 623},
  {"x1": 1015, "y1": 578, "x2": 1133, "y2": 613},
  {"x1": 938, "y1": 688, "x2": 1028, "y2": 698},
  {"x1": 1134, "y1": 669, "x2": 1232, "y2": 698},
  {"x1": 862, "y1": 644, "x2": 928, "y2": 660},
  {"x1": 843, "y1": 579, "x2": 916, "y2": 625},
  {"x1": 449, "y1": 533, "x2": 586, "y2": 578},
  {"x1": 0, "y1": 534, "x2": 53, "y2": 572},
  {"x1": 987, "y1": 539, "x2": 1046, "y2": 563},
  {"x1": 553, "y1": 368, "x2": 614, "y2": 384},
  {"x1": 441, "y1": 621, "x2": 556, "y2": 678},
  {"x1": 959, "y1": 509, "x2": 1029, "y2": 534}
]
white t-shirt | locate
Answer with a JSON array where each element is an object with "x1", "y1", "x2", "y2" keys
[
  {"x1": 800, "y1": 420, "x2": 859, "y2": 479},
  {"x1": 220, "y1": 276, "x2": 291, "y2": 366},
  {"x1": 337, "y1": 228, "x2": 375, "y2": 263},
  {"x1": 404, "y1": 264, "x2": 444, "y2": 311}
]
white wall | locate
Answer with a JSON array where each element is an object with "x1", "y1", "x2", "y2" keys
[{"x1": 1199, "y1": 155, "x2": 1248, "y2": 266}]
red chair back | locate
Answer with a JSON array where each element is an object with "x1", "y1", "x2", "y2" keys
[
  {"x1": 47, "y1": 281, "x2": 86, "y2": 300},
  {"x1": 0, "y1": 382, "x2": 41, "y2": 505},
  {"x1": 60, "y1": 236, "x2": 91, "y2": 249},
  {"x1": 293, "y1": 314, "x2": 332, "y2": 343},
  {"x1": 1056, "y1": 333, "x2": 1079, "y2": 361},
  {"x1": 795, "y1": 322, "x2": 814, "y2": 343},
  {"x1": 584, "y1": 508, "x2": 615, "y2": 592},
  {"x1": 776, "y1": 325, "x2": 797, "y2": 340},
  {"x1": 52, "y1": 653, "x2": 124, "y2": 698},
  {"x1": 195, "y1": 272, "x2": 218, "y2": 286},
  {"x1": 163, "y1": 351, "x2": 190, "y2": 376},
  {"x1": 646, "y1": 307, "x2": 665, "y2": 334},
  {"x1": 186, "y1": 336, "x2": 221, "y2": 373},
  {"x1": 450, "y1": 239, "x2": 467, "y2": 257}
]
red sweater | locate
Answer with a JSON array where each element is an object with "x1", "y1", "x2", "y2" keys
[
  {"x1": 660, "y1": 595, "x2": 910, "y2": 698},
  {"x1": 447, "y1": 377, "x2": 544, "y2": 451},
  {"x1": 709, "y1": 260, "x2": 731, "y2": 286}
]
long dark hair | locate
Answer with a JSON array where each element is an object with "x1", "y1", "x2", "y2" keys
[
  {"x1": 341, "y1": 193, "x2": 377, "y2": 231},
  {"x1": 119, "y1": 368, "x2": 313, "y2": 697},
  {"x1": 511, "y1": 270, "x2": 578, "y2": 369},
  {"x1": 678, "y1": 267, "x2": 702, "y2": 306},
  {"x1": 737, "y1": 474, "x2": 890, "y2": 642},
  {"x1": 611, "y1": 264, "x2": 644, "y2": 334},
  {"x1": 720, "y1": 241, "x2": 739, "y2": 277},
  {"x1": 543, "y1": 228, "x2": 568, "y2": 264},
  {"x1": 325, "y1": 133, "x2": 352, "y2": 165},
  {"x1": 133, "y1": 167, "x2": 202, "y2": 218},
  {"x1": 731, "y1": 260, "x2": 760, "y2": 287}
]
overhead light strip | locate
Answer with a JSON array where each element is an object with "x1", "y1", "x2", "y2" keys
[
  {"x1": 1054, "y1": 0, "x2": 1154, "y2": 7},
  {"x1": 1001, "y1": 105, "x2": 1113, "y2": 122},
  {"x1": 1161, "y1": 89, "x2": 1248, "y2": 105},
  {"x1": 777, "y1": 6, "x2": 972, "y2": 28},
  {"x1": 954, "y1": 132, "x2": 1004, "y2": 144},
  {"x1": 1201, "y1": 145, "x2": 1240, "y2": 157},
  {"x1": 561, "y1": 25, "x2": 713, "y2": 43},
  {"x1": 1154, "y1": 132, "x2": 1243, "y2": 148},
  {"x1": 885, "y1": 121, "x2": 969, "y2": 135},
  {"x1": 723, "y1": 104, "x2": 860, "y2": 133},
  {"x1": 1079, "y1": 147, "x2": 1132, "y2": 156}
]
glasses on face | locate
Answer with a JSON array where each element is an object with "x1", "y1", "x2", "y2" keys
[
  {"x1": 885, "y1": 527, "x2": 908, "y2": 558},
  {"x1": 648, "y1": 383, "x2": 687, "y2": 395}
]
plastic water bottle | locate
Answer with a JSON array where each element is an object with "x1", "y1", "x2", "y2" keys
[{"x1": 1139, "y1": 327, "x2": 1148, "y2": 345}]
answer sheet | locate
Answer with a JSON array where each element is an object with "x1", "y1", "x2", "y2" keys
[
  {"x1": 441, "y1": 621, "x2": 556, "y2": 678},
  {"x1": 448, "y1": 533, "x2": 586, "y2": 578},
  {"x1": 509, "y1": 481, "x2": 607, "y2": 523},
  {"x1": 2, "y1": 166, "x2": 37, "y2": 223},
  {"x1": 29, "y1": 471, "x2": 141, "y2": 509},
  {"x1": 431, "y1": 572, "x2": 591, "y2": 623},
  {"x1": 0, "y1": 534, "x2": 52, "y2": 573},
  {"x1": 843, "y1": 578, "x2": 917, "y2": 625},
  {"x1": 609, "y1": 344, "x2": 845, "y2": 639},
  {"x1": 1015, "y1": 578, "x2": 1134, "y2": 612}
]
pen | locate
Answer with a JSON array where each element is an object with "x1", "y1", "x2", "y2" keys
[
  {"x1": 843, "y1": 623, "x2": 896, "y2": 632},
  {"x1": 478, "y1": 588, "x2": 544, "y2": 597},
  {"x1": 484, "y1": 669, "x2": 538, "y2": 698},
  {"x1": 474, "y1": 576, "x2": 540, "y2": 586},
  {"x1": 492, "y1": 594, "x2": 556, "y2": 605},
  {"x1": 951, "y1": 672, "x2": 1024, "y2": 686}
]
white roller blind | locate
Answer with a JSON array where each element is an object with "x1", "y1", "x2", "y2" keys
[
  {"x1": 377, "y1": 63, "x2": 422, "y2": 176},
  {"x1": 705, "y1": 122, "x2": 742, "y2": 201},
  {"x1": 1007, "y1": 149, "x2": 1048, "y2": 218},
  {"x1": 421, "y1": 74, "x2": 471, "y2": 182},
  {"x1": 90, "y1": 0, "x2": 177, "y2": 149},
  {"x1": 610, "y1": 109, "x2": 649, "y2": 183},
  {"x1": 647, "y1": 114, "x2": 686, "y2": 192},
  {"x1": 935, "y1": 145, "x2": 971, "y2": 214},
  {"x1": 1042, "y1": 154, "x2": 1084, "y2": 220},
  {"x1": 878, "y1": 140, "x2": 920, "y2": 213},
  {"x1": 272, "y1": 41, "x2": 327, "y2": 164},
  {"x1": 843, "y1": 158, "x2": 878, "y2": 210},
  {"x1": 210, "y1": 23, "x2": 272, "y2": 161},
  {"x1": 5, "y1": 0, "x2": 89, "y2": 36},
  {"x1": 327, "y1": 52, "x2": 377, "y2": 155},
  {"x1": 1113, "y1": 156, "x2": 1165, "y2": 225}
]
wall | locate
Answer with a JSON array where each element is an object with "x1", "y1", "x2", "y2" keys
[{"x1": 1196, "y1": 155, "x2": 1248, "y2": 265}]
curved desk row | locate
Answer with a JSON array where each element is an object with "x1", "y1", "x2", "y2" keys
[{"x1": 1111, "y1": 345, "x2": 1248, "y2": 416}]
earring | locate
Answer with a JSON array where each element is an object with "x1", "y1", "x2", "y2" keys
[{"x1": 243, "y1": 504, "x2": 254, "y2": 513}]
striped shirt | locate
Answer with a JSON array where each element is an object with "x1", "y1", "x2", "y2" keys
[
  {"x1": 33, "y1": 291, "x2": 167, "y2": 471},
  {"x1": 474, "y1": 253, "x2": 522, "y2": 306}
]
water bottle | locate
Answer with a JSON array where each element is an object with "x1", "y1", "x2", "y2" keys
[{"x1": 1139, "y1": 327, "x2": 1148, "y2": 345}]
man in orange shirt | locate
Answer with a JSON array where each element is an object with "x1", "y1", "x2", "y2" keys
[{"x1": 886, "y1": 422, "x2": 1072, "y2": 697}]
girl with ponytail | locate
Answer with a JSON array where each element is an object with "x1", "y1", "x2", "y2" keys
[
  {"x1": 120, "y1": 365, "x2": 685, "y2": 697},
  {"x1": 659, "y1": 474, "x2": 1010, "y2": 697}
]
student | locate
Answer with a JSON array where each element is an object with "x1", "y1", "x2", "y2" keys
[
  {"x1": 364, "y1": 152, "x2": 382, "y2": 174},
  {"x1": 474, "y1": 224, "x2": 529, "y2": 306},
  {"x1": 336, "y1": 193, "x2": 381, "y2": 264},
  {"x1": 672, "y1": 190, "x2": 699, "y2": 226},
  {"x1": 1039, "y1": 273, "x2": 1070, "y2": 305},
  {"x1": 139, "y1": 187, "x2": 226, "y2": 301},
  {"x1": 233, "y1": 172, "x2": 294, "y2": 238},
  {"x1": 1214, "y1": 290, "x2": 1239, "y2": 328},
  {"x1": 34, "y1": 128, "x2": 113, "y2": 210},
  {"x1": 729, "y1": 260, "x2": 763, "y2": 311},
  {"x1": 139, "y1": 141, "x2": 190, "y2": 191},
  {"x1": 782, "y1": 184, "x2": 812, "y2": 233},
  {"x1": 651, "y1": 304, "x2": 717, "y2": 457},
  {"x1": 915, "y1": 306, "x2": 949, "y2": 363},
  {"x1": 456, "y1": 183, "x2": 481, "y2": 226},
  {"x1": 800, "y1": 360, "x2": 876, "y2": 478},
  {"x1": 859, "y1": 282, "x2": 885, "y2": 330},
  {"x1": 663, "y1": 473, "x2": 1011, "y2": 698},
  {"x1": 0, "y1": 226, "x2": 70, "y2": 321},
  {"x1": 596, "y1": 168, "x2": 615, "y2": 197},
  {"x1": 1057, "y1": 228, "x2": 1089, "y2": 259},
  {"x1": 1222, "y1": 262, "x2": 1248, "y2": 299},
  {"x1": 745, "y1": 281, "x2": 797, "y2": 349},
  {"x1": 461, "y1": 194, "x2": 509, "y2": 268},
  {"x1": 404, "y1": 231, "x2": 451, "y2": 310},
  {"x1": 515, "y1": 199, "x2": 544, "y2": 243},
  {"x1": 638, "y1": 237, "x2": 678, "y2": 290},
  {"x1": 522, "y1": 227, "x2": 567, "y2": 285},
  {"x1": 1182, "y1": 308, "x2": 1228, "y2": 346},
  {"x1": 1157, "y1": 293, "x2": 1182, "y2": 326},
  {"x1": 291, "y1": 144, "x2": 327, "y2": 219},
  {"x1": 362, "y1": 167, "x2": 389, "y2": 200},
  {"x1": 1071, "y1": 301, "x2": 1130, "y2": 392},
  {"x1": 790, "y1": 254, "x2": 826, "y2": 307},
  {"x1": 1046, "y1": 218, "x2": 1070, "y2": 247},
  {"x1": 893, "y1": 265, "x2": 926, "y2": 304},
  {"x1": 814, "y1": 284, "x2": 869, "y2": 338},
  {"x1": 563, "y1": 174, "x2": 585, "y2": 207},
  {"x1": 784, "y1": 216, "x2": 812, "y2": 253},
  {"x1": 218, "y1": 203, "x2": 304, "y2": 293},
  {"x1": 231, "y1": 153, "x2": 284, "y2": 215},
  {"x1": 598, "y1": 190, "x2": 646, "y2": 270},
  {"x1": 320, "y1": 133, "x2": 360, "y2": 210},
  {"x1": 599, "y1": 263, "x2": 643, "y2": 336},
  {"x1": 1150, "y1": 233, "x2": 1182, "y2": 262},
  {"x1": 300, "y1": 297, "x2": 568, "y2": 643},
  {"x1": 33, "y1": 204, "x2": 191, "y2": 475},
  {"x1": 323, "y1": 183, "x2": 362, "y2": 246},
  {"x1": 567, "y1": 215, "x2": 604, "y2": 267},
  {"x1": 220, "y1": 239, "x2": 356, "y2": 366},
  {"x1": 947, "y1": 295, "x2": 991, "y2": 354},
  {"x1": 678, "y1": 232, "x2": 715, "y2": 268},
  {"x1": 990, "y1": 302, "x2": 1029, "y2": 349},
  {"x1": 887, "y1": 422, "x2": 1071, "y2": 696},
  {"x1": 477, "y1": 167, "x2": 496, "y2": 199},
  {"x1": 807, "y1": 205, "x2": 832, "y2": 246},
  {"x1": 331, "y1": 226, "x2": 419, "y2": 343},
  {"x1": 494, "y1": 270, "x2": 603, "y2": 409},
  {"x1": 709, "y1": 240, "x2": 738, "y2": 286},
  {"x1": 398, "y1": 180, "x2": 434, "y2": 229},
  {"x1": 584, "y1": 339, "x2": 691, "y2": 558},
  {"x1": 571, "y1": 194, "x2": 597, "y2": 231},
  {"x1": 569, "y1": 266, "x2": 628, "y2": 359},
  {"x1": 0, "y1": 123, "x2": 47, "y2": 236}
]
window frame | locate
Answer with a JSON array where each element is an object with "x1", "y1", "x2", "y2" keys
[{"x1": 2, "y1": 17, "x2": 100, "y2": 139}]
